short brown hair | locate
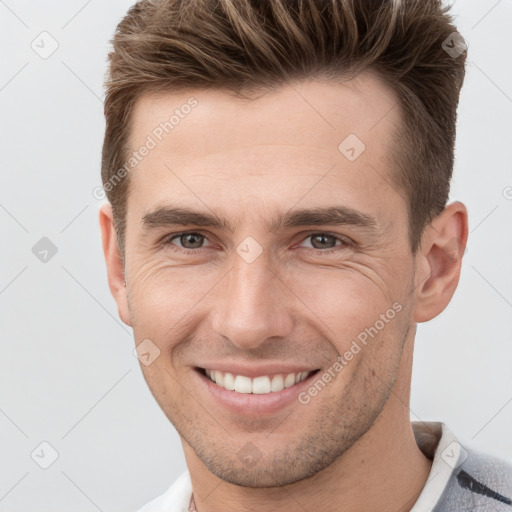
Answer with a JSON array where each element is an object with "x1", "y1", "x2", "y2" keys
[{"x1": 102, "y1": 0, "x2": 466, "y2": 256}]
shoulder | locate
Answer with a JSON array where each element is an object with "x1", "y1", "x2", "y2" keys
[
  {"x1": 411, "y1": 422, "x2": 512, "y2": 512},
  {"x1": 136, "y1": 471, "x2": 192, "y2": 512},
  {"x1": 436, "y1": 444, "x2": 512, "y2": 511}
]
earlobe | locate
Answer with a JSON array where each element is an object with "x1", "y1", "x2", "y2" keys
[
  {"x1": 98, "y1": 204, "x2": 132, "y2": 326},
  {"x1": 412, "y1": 202, "x2": 468, "y2": 323}
]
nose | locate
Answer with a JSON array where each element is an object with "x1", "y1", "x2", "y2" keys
[{"x1": 210, "y1": 251, "x2": 294, "y2": 350}]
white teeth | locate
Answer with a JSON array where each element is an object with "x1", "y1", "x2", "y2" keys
[
  {"x1": 270, "y1": 374, "x2": 284, "y2": 392},
  {"x1": 284, "y1": 373, "x2": 296, "y2": 388},
  {"x1": 214, "y1": 370, "x2": 224, "y2": 387},
  {"x1": 223, "y1": 372, "x2": 235, "y2": 390},
  {"x1": 204, "y1": 369, "x2": 311, "y2": 394},
  {"x1": 234, "y1": 375, "x2": 252, "y2": 393},
  {"x1": 252, "y1": 376, "x2": 271, "y2": 394}
]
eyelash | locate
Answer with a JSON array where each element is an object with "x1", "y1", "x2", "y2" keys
[{"x1": 161, "y1": 231, "x2": 351, "y2": 255}]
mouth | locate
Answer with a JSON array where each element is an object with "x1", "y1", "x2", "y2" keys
[{"x1": 197, "y1": 367, "x2": 320, "y2": 394}]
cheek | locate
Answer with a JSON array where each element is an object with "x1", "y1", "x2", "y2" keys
[
  {"x1": 287, "y1": 266, "x2": 397, "y2": 341},
  {"x1": 126, "y1": 258, "x2": 219, "y2": 338},
  {"x1": 139, "y1": 361, "x2": 190, "y2": 423},
  {"x1": 287, "y1": 264, "x2": 410, "y2": 383}
]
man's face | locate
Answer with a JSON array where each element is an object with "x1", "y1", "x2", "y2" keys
[{"x1": 122, "y1": 74, "x2": 417, "y2": 486}]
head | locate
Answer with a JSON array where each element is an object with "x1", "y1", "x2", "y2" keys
[{"x1": 100, "y1": 0, "x2": 468, "y2": 487}]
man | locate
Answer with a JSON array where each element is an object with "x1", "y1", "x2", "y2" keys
[{"x1": 99, "y1": 0, "x2": 512, "y2": 510}]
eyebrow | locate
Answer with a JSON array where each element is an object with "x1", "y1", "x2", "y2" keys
[{"x1": 141, "y1": 205, "x2": 378, "y2": 233}]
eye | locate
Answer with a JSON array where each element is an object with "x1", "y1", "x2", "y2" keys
[
  {"x1": 161, "y1": 231, "x2": 351, "y2": 254},
  {"x1": 299, "y1": 233, "x2": 350, "y2": 252},
  {"x1": 165, "y1": 232, "x2": 212, "y2": 250}
]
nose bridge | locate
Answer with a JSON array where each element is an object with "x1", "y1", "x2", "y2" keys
[{"x1": 211, "y1": 251, "x2": 293, "y2": 349}]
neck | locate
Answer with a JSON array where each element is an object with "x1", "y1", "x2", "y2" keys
[{"x1": 183, "y1": 332, "x2": 431, "y2": 512}]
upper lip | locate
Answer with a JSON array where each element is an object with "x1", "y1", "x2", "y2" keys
[{"x1": 196, "y1": 363, "x2": 319, "y2": 379}]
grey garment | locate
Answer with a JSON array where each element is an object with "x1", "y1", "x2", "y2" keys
[
  {"x1": 433, "y1": 449, "x2": 512, "y2": 512},
  {"x1": 412, "y1": 422, "x2": 512, "y2": 511}
]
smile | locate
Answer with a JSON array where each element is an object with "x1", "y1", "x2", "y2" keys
[{"x1": 202, "y1": 368, "x2": 314, "y2": 394}]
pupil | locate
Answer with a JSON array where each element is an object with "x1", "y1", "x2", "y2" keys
[
  {"x1": 313, "y1": 234, "x2": 334, "y2": 248},
  {"x1": 183, "y1": 234, "x2": 203, "y2": 248}
]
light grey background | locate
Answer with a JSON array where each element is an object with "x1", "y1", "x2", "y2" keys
[{"x1": 1, "y1": 0, "x2": 511, "y2": 510}]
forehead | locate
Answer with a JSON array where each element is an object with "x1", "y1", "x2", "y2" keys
[
  {"x1": 126, "y1": 73, "x2": 404, "y2": 226},
  {"x1": 129, "y1": 72, "x2": 400, "y2": 156}
]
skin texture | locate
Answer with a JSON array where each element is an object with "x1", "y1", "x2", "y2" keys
[{"x1": 100, "y1": 73, "x2": 468, "y2": 512}]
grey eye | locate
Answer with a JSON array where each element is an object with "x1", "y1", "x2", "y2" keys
[
  {"x1": 306, "y1": 234, "x2": 339, "y2": 249},
  {"x1": 173, "y1": 233, "x2": 205, "y2": 249}
]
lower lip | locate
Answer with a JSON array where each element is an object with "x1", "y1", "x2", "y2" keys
[{"x1": 194, "y1": 369, "x2": 319, "y2": 416}]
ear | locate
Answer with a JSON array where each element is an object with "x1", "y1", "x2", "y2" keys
[
  {"x1": 99, "y1": 204, "x2": 132, "y2": 326},
  {"x1": 412, "y1": 201, "x2": 468, "y2": 323}
]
